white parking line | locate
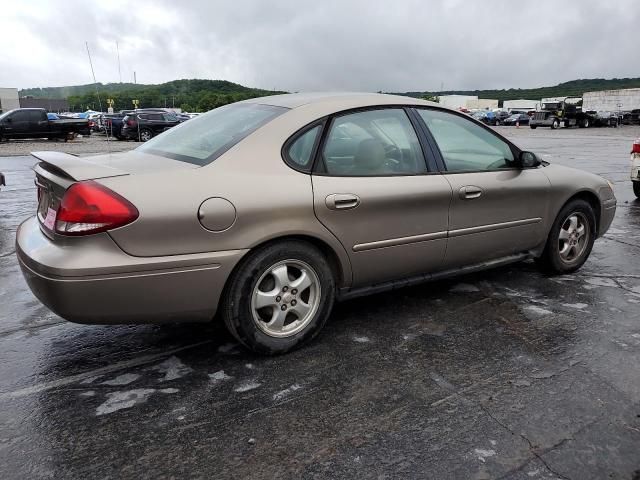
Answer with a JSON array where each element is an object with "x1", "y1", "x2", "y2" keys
[{"x1": 0, "y1": 340, "x2": 211, "y2": 400}]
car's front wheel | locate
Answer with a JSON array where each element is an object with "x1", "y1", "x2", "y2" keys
[
  {"x1": 536, "y1": 199, "x2": 596, "y2": 274},
  {"x1": 633, "y1": 181, "x2": 640, "y2": 198},
  {"x1": 221, "y1": 240, "x2": 336, "y2": 355}
]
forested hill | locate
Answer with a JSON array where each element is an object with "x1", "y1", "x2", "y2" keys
[
  {"x1": 19, "y1": 79, "x2": 283, "y2": 112},
  {"x1": 397, "y1": 77, "x2": 640, "y2": 102},
  {"x1": 18, "y1": 77, "x2": 640, "y2": 112}
]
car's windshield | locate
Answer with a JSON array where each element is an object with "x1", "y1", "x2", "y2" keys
[{"x1": 137, "y1": 102, "x2": 287, "y2": 165}]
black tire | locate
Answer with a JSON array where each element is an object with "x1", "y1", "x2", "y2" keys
[
  {"x1": 633, "y1": 181, "x2": 640, "y2": 198},
  {"x1": 551, "y1": 119, "x2": 560, "y2": 129},
  {"x1": 220, "y1": 240, "x2": 336, "y2": 355},
  {"x1": 530, "y1": 125, "x2": 537, "y2": 129},
  {"x1": 536, "y1": 199, "x2": 596, "y2": 274},
  {"x1": 583, "y1": 118, "x2": 590, "y2": 128},
  {"x1": 139, "y1": 128, "x2": 153, "y2": 142},
  {"x1": 564, "y1": 120, "x2": 571, "y2": 128}
]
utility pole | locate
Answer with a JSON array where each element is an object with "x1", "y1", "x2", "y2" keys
[
  {"x1": 134, "y1": 71, "x2": 137, "y2": 84},
  {"x1": 116, "y1": 41, "x2": 122, "y2": 83}
]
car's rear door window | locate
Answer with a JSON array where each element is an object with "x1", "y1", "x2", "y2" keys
[
  {"x1": 137, "y1": 103, "x2": 287, "y2": 166},
  {"x1": 321, "y1": 109, "x2": 426, "y2": 176}
]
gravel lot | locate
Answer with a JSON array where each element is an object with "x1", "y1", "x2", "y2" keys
[
  {"x1": 1, "y1": 125, "x2": 640, "y2": 479},
  {"x1": 0, "y1": 133, "x2": 141, "y2": 157}
]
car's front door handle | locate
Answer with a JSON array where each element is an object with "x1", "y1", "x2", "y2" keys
[
  {"x1": 459, "y1": 186, "x2": 483, "y2": 200},
  {"x1": 325, "y1": 193, "x2": 360, "y2": 210}
]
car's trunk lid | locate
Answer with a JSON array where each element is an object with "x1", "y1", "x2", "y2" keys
[{"x1": 31, "y1": 150, "x2": 197, "y2": 235}]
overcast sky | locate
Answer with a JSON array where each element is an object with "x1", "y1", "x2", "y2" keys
[{"x1": 2, "y1": 0, "x2": 638, "y2": 92}]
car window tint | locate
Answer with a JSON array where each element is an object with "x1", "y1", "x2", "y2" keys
[
  {"x1": 322, "y1": 109, "x2": 424, "y2": 176},
  {"x1": 11, "y1": 111, "x2": 29, "y2": 122},
  {"x1": 417, "y1": 109, "x2": 514, "y2": 172},
  {"x1": 28, "y1": 110, "x2": 43, "y2": 122},
  {"x1": 287, "y1": 125, "x2": 321, "y2": 169},
  {"x1": 149, "y1": 113, "x2": 163, "y2": 121}
]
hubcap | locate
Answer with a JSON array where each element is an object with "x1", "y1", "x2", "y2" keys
[
  {"x1": 251, "y1": 259, "x2": 321, "y2": 338},
  {"x1": 558, "y1": 212, "x2": 589, "y2": 263}
]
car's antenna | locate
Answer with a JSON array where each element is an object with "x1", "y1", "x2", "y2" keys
[{"x1": 85, "y1": 41, "x2": 111, "y2": 156}]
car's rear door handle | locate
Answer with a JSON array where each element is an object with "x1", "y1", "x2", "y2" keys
[
  {"x1": 459, "y1": 185, "x2": 483, "y2": 200},
  {"x1": 326, "y1": 193, "x2": 360, "y2": 210}
]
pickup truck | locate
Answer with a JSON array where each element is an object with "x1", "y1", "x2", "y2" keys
[{"x1": 0, "y1": 108, "x2": 90, "y2": 141}]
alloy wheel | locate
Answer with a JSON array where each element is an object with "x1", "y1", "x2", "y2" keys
[
  {"x1": 251, "y1": 259, "x2": 321, "y2": 338},
  {"x1": 558, "y1": 212, "x2": 590, "y2": 264}
]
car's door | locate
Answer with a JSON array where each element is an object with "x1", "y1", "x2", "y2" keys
[
  {"x1": 309, "y1": 107, "x2": 452, "y2": 287},
  {"x1": 28, "y1": 110, "x2": 48, "y2": 136},
  {"x1": 4, "y1": 110, "x2": 30, "y2": 137},
  {"x1": 414, "y1": 108, "x2": 550, "y2": 268}
]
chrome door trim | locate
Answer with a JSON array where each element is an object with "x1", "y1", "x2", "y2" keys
[
  {"x1": 353, "y1": 231, "x2": 447, "y2": 252},
  {"x1": 449, "y1": 217, "x2": 542, "y2": 238}
]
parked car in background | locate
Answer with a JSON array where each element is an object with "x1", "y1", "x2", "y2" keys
[
  {"x1": 591, "y1": 111, "x2": 619, "y2": 128},
  {"x1": 472, "y1": 110, "x2": 497, "y2": 125},
  {"x1": 16, "y1": 93, "x2": 616, "y2": 355},
  {"x1": 493, "y1": 110, "x2": 511, "y2": 125},
  {"x1": 503, "y1": 113, "x2": 530, "y2": 126},
  {"x1": 632, "y1": 138, "x2": 640, "y2": 198},
  {"x1": 121, "y1": 110, "x2": 181, "y2": 141},
  {"x1": 0, "y1": 108, "x2": 90, "y2": 140}
]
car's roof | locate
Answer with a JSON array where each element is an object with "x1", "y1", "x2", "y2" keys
[{"x1": 244, "y1": 92, "x2": 439, "y2": 110}]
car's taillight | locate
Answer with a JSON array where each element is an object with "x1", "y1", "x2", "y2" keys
[
  {"x1": 55, "y1": 181, "x2": 138, "y2": 236},
  {"x1": 632, "y1": 139, "x2": 640, "y2": 154}
]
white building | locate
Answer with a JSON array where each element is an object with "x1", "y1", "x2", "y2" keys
[
  {"x1": 502, "y1": 99, "x2": 539, "y2": 112},
  {"x1": 466, "y1": 98, "x2": 499, "y2": 110},
  {"x1": 0, "y1": 88, "x2": 19, "y2": 113},
  {"x1": 437, "y1": 95, "x2": 477, "y2": 110},
  {"x1": 582, "y1": 88, "x2": 640, "y2": 112}
]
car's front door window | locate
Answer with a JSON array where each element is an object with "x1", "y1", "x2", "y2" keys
[
  {"x1": 322, "y1": 109, "x2": 425, "y2": 176},
  {"x1": 417, "y1": 109, "x2": 515, "y2": 172}
]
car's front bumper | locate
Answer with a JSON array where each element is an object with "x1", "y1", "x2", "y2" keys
[{"x1": 16, "y1": 216, "x2": 247, "y2": 324}]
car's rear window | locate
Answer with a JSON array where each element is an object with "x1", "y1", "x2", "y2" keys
[{"x1": 137, "y1": 103, "x2": 287, "y2": 166}]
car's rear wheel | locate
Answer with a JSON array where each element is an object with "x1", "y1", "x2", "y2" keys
[
  {"x1": 530, "y1": 125, "x2": 537, "y2": 129},
  {"x1": 633, "y1": 181, "x2": 640, "y2": 198},
  {"x1": 536, "y1": 199, "x2": 596, "y2": 274},
  {"x1": 221, "y1": 241, "x2": 335, "y2": 355},
  {"x1": 139, "y1": 128, "x2": 153, "y2": 142}
]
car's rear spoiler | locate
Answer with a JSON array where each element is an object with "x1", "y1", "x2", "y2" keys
[{"x1": 31, "y1": 151, "x2": 128, "y2": 181}]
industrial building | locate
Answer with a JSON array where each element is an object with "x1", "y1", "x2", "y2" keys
[
  {"x1": 19, "y1": 96, "x2": 69, "y2": 112},
  {"x1": 503, "y1": 99, "x2": 538, "y2": 112},
  {"x1": 0, "y1": 87, "x2": 20, "y2": 113},
  {"x1": 582, "y1": 88, "x2": 640, "y2": 112},
  {"x1": 437, "y1": 95, "x2": 498, "y2": 110}
]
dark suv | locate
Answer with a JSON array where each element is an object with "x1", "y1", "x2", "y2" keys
[{"x1": 121, "y1": 110, "x2": 181, "y2": 141}]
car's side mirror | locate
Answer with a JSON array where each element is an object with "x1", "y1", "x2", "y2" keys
[{"x1": 518, "y1": 151, "x2": 541, "y2": 168}]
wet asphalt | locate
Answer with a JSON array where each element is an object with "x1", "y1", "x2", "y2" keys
[{"x1": 1, "y1": 126, "x2": 640, "y2": 479}]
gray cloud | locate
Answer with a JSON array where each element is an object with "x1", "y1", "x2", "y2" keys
[{"x1": 2, "y1": 0, "x2": 638, "y2": 91}]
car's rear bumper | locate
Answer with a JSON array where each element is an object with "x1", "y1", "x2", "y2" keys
[{"x1": 16, "y1": 216, "x2": 247, "y2": 324}]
